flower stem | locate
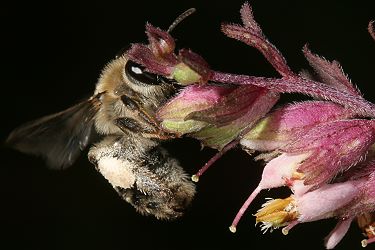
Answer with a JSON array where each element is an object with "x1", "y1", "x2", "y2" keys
[
  {"x1": 192, "y1": 140, "x2": 238, "y2": 182},
  {"x1": 230, "y1": 186, "x2": 262, "y2": 232},
  {"x1": 211, "y1": 71, "x2": 375, "y2": 118}
]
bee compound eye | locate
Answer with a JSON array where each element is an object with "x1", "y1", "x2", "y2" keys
[{"x1": 124, "y1": 60, "x2": 160, "y2": 86}]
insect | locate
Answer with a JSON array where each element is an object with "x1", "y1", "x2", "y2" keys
[{"x1": 6, "y1": 10, "x2": 196, "y2": 220}]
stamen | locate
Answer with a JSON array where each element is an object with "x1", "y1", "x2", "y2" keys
[
  {"x1": 282, "y1": 220, "x2": 299, "y2": 235},
  {"x1": 230, "y1": 186, "x2": 262, "y2": 230},
  {"x1": 254, "y1": 197, "x2": 298, "y2": 233},
  {"x1": 229, "y1": 225, "x2": 237, "y2": 233},
  {"x1": 362, "y1": 237, "x2": 375, "y2": 247},
  {"x1": 192, "y1": 140, "x2": 238, "y2": 182},
  {"x1": 260, "y1": 221, "x2": 276, "y2": 233}
]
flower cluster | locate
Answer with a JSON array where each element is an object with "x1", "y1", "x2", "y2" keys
[{"x1": 127, "y1": 2, "x2": 375, "y2": 249}]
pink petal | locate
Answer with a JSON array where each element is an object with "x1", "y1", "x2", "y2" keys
[
  {"x1": 284, "y1": 119, "x2": 375, "y2": 186},
  {"x1": 324, "y1": 217, "x2": 354, "y2": 249},
  {"x1": 297, "y1": 180, "x2": 362, "y2": 222},
  {"x1": 145, "y1": 23, "x2": 176, "y2": 57},
  {"x1": 259, "y1": 153, "x2": 309, "y2": 189},
  {"x1": 230, "y1": 153, "x2": 309, "y2": 230},
  {"x1": 127, "y1": 44, "x2": 175, "y2": 76},
  {"x1": 241, "y1": 101, "x2": 354, "y2": 151},
  {"x1": 157, "y1": 85, "x2": 233, "y2": 120},
  {"x1": 187, "y1": 86, "x2": 273, "y2": 125},
  {"x1": 337, "y1": 166, "x2": 375, "y2": 218}
]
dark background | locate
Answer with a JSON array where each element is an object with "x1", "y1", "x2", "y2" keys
[{"x1": 2, "y1": 1, "x2": 375, "y2": 249}]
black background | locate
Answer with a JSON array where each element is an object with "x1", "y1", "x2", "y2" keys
[{"x1": 2, "y1": 1, "x2": 375, "y2": 249}]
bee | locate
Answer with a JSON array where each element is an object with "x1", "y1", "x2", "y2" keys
[{"x1": 6, "y1": 10, "x2": 196, "y2": 220}]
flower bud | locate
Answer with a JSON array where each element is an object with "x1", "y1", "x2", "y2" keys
[{"x1": 241, "y1": 101, "x2": 354, "y2": 151}]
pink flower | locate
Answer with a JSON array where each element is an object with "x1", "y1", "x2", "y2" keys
[
  {"x1": 125, "y1": 2, "x2": 375, "y2": 249},
  {"x1": 231, "y1": 118, "x2": 375, "y2": 232},
  {"x1": 254, "y1": 165, "x2": 375, "y2": 248}
]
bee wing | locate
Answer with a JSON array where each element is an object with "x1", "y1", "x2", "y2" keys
[{"x1": 6, "y1": 94, "x2": 102, "y2": 170}]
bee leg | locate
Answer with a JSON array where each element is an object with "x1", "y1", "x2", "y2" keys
[
  {"x1": 121, "y1": 95, "x2": 159, "y2": 126},
  {"x1": 114, "y1": 117, "x2": 178, "y2": 140},
  {"x1": 120, "y1": 95, "x2": 178, "y2": 139},
  {"x1": 114, "y1": 117, "x2": 146, "y2": 134}
]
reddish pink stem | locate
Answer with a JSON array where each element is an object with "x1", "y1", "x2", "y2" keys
[
  {"x1": 192, "y1": 140, "x2": 238, "y2": 182},
  {"x1": 230, "y1": 186, "x2": 261, "y2": 233},
  {"x1": 282, "y1": 220, "x2": 299, "y2": 235},
  {"x1": 211, "y1": 71, "x2": 375, "y2": 118},
  {"x1": 362, "y1": 237, "x2": 375, "y2": 247}
]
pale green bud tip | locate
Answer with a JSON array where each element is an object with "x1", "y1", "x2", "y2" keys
[
  {"x1": 172, "y1": 63, "x2": 201, "y2": 85},
  {"x1": 160, "y1": 120, "x2": 207, "y2": 134}
]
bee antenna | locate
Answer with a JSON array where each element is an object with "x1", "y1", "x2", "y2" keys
[{"x1": 167, "y1": 8, "x2": 196, "y2": 33}]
